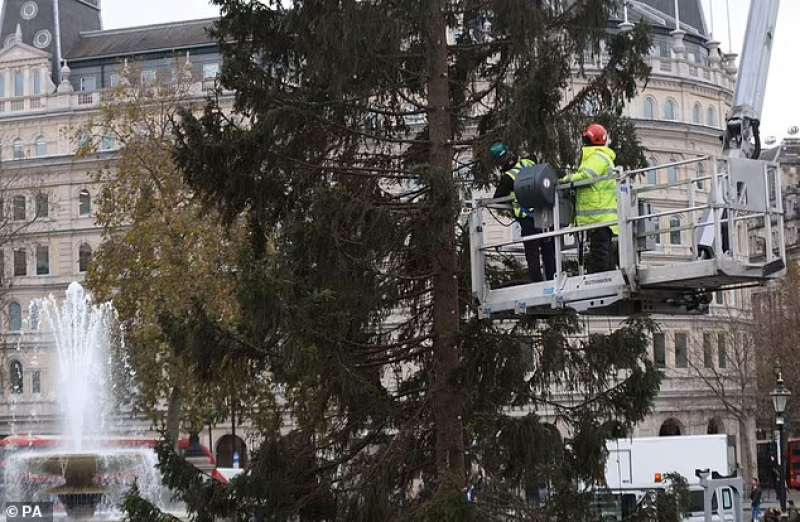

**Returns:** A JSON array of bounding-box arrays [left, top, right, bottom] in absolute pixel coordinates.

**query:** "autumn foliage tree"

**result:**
[[79, 65, 277, 440]]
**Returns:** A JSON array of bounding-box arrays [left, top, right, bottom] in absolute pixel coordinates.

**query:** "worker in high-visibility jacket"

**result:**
[[490, 143, 555, 282], [559, 124, 619, 273]]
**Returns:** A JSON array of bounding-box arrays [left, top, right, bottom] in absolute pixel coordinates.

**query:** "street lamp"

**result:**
[[770, 365, 792, 511]]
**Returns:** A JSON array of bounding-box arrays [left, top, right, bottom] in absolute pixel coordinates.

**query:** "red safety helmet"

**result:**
[[582, 123, 608, 146]]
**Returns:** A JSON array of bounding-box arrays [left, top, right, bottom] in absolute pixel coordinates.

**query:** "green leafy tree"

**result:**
[[129, 1, 659, 520]]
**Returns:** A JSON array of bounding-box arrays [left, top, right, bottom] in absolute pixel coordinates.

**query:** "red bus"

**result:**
[[788, 438, 800, 489]]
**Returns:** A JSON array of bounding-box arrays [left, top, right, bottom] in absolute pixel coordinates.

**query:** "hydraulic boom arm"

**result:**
[[722, 0, 780, 159]]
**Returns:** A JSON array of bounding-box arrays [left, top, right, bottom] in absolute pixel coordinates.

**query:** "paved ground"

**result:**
[[744, 488, 800, 518]]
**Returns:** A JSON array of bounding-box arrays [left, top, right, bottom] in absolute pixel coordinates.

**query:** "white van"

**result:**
[[598, 434, 741, 521]]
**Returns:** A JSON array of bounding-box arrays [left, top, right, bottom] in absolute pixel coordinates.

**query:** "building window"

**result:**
[[667, 164, 678, 185], [35, 136, 46, 157], [703, 332, 713, 368], [108, 73, 120, 88], [203, 62, 220, 80], [674, 333, 688, 368], [658, 38, 670, 58], [79, 190, 91, 216], [141, 69, 156, 85], [33, 69, 42, 95], [13, 195, 25, 221], [644, 97, 655, 119], [101, 135, 116, 151], [14, 71, 24, 97], [696, 162, 705, 190], [9, 302, 21, 331], [78, 243, 92, 272], [13, 250, 26, 276], [0, 75, 5, 97], [13, 139, 24, 159], [29, 302, 39, 330], [10, 360, 23, 394], [647, 157, 658, 185], [653, 333, 666, 368], [670, 216, 682, 245], [654, 218, 661, 245], [664, 99, 678, 121], [707, 106, 717, 127], [36, 245, 48, 275], [718, 334, 727, 368], [79, 76, 96, 92], [693, 103, 702, 124], [32, 369, 41, 394], [35, 192, 48, 218], [666, 158, 679, 184]]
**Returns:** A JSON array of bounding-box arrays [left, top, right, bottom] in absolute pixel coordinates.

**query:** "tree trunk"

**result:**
[[738, 417, 755, 486], [165, 386, 183, 451], [426, 0, 465, 481]]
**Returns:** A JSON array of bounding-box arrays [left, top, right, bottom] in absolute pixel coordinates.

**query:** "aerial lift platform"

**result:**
[[469, 155, 785, 317], [469, 0, 784, 319]]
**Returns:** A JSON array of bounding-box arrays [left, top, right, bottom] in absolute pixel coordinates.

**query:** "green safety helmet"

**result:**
[[489, 142, 510, 162]]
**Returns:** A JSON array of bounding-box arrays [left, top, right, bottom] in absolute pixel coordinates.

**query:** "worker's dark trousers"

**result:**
[[586, 227, 616, 274], [519, 218, 556, 282]]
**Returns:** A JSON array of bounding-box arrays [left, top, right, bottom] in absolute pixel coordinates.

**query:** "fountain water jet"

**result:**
[[43, 283, 114, 451], [2, 283, 179, 520]]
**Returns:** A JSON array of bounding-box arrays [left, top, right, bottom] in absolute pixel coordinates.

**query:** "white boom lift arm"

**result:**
[[468, 0, 784, 319]]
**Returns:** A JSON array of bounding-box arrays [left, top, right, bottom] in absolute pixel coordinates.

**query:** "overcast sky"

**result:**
[[101, 0, 797, 141]]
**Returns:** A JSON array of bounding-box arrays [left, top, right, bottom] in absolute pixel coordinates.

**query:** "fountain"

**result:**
[[2, 283, 181, 520]]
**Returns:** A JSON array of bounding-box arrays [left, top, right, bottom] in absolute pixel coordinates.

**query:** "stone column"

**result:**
[[706, 40, 722, 68]]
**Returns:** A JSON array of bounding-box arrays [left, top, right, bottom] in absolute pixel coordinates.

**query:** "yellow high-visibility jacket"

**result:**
[[499, 158, 536, 219], [562, 146, 619, 235]]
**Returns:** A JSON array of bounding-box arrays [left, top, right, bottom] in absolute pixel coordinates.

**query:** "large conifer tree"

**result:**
[[146, 0, 662, 519]]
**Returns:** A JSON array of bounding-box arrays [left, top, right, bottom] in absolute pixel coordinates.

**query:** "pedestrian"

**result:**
[[787, 500, 800, 522], [490, 143, 556, 282], [558, 124, 619, 274], [752, 477, 763, 521]]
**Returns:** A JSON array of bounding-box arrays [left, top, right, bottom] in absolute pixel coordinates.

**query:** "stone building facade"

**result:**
[[0, 0, 250, 469], [568, 0, 759, 476], [762, 134, 800, 260]]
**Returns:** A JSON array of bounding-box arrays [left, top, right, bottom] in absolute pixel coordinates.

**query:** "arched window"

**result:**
[[707, 417, 725, 435], [696, 161, 705, 190], [644, 97, 656, 119], [664, 99, 678, 121], [659, 418, 684, 436], [670, 216, 682, 245], [707, 106, 717, 127], [78, 243, 92, 273], [216, 434, 249, 468], [12, 139, 24, 159], [693, 103, 702, 124], [79, 190, 91, 216], [10, 360, 23, 394], [647, 157, 658, 185], [8, 302, 21, 331], [35, 136, 46, 157]]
